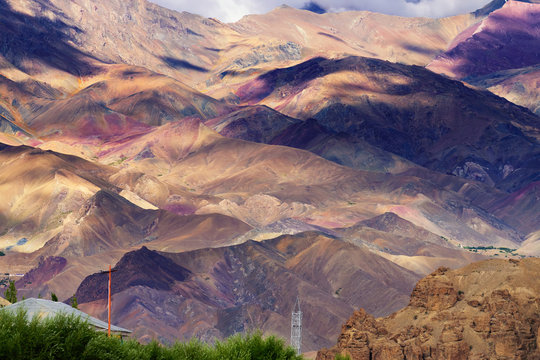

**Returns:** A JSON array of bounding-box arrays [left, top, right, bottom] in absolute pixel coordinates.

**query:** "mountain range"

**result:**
[[0, 0, 538, 354]]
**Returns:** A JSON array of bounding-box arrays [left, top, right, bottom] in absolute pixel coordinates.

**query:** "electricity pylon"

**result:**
[[291, 296, 302, 355]]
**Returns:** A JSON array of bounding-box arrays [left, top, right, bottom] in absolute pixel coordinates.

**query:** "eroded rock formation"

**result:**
[[317, 258, 540, 360]]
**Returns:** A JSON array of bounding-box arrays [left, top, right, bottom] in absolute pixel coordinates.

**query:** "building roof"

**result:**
[[1, 298, 131, 335]]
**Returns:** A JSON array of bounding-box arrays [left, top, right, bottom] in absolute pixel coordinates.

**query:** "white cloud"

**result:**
[[152, 0, 275, 22], [150, 0, 492, 22]]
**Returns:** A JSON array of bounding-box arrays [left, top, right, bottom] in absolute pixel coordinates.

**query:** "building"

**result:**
[[1, 298, 132, 338]]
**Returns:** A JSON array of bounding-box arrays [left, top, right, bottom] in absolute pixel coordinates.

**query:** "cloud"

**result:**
[[150, 0, 492, 22]]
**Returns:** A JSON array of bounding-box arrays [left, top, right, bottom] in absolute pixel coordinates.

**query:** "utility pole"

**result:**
[[99, 265, 117, 337], [291, 296, 302, 355], [108, 265, 111, 337]]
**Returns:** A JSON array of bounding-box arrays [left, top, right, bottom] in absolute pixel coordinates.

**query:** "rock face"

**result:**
[[317, 258, 540, 359]]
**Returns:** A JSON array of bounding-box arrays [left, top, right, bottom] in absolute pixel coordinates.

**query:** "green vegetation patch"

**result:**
[[108, 156, 128, 167], [463, 246, 520, 257], [0, 310, 303, 360]]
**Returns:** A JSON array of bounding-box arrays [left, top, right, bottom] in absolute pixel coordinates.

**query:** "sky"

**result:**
[[150, 0, 493, 22]]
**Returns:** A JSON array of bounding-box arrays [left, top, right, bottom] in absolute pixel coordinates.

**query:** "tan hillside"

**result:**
[[0, 296, 10, 307]]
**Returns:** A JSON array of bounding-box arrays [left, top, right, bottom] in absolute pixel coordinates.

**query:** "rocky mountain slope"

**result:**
[[75, 233, 420, 350], [0, 0, 538, 352], [0, 0, 482, 91], [0, 143, 251, 299], [231, 55, 539, 191], [338, 212, 486, 275], [429, 1, 540, 79], [470, 65, 540, 116], [428, 0, 540, 115], [5, 129, 515, 301], [317, 258, 540, 359]]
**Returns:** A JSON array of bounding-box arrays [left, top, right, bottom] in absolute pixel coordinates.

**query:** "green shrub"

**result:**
[[0, 311, 303, 360], [71, 295, 78, 309], [0, 309, 97, 360], [168, 339, 213, 360], [213, 332, 299, 360], [3, 280, 17, 303]]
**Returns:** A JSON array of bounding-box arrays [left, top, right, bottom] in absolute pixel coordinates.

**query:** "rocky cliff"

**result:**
[[317, 258, 540, 359]]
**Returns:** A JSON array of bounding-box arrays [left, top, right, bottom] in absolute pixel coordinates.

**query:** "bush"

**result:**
[[0, 309, 97, 359], [0, 310, 303, 360], [3, 280, 17, 303]]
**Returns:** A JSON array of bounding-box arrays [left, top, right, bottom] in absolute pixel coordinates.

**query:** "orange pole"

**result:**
[[108, 264, 111, 337]]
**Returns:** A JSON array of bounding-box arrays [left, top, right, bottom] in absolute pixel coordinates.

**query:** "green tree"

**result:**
[[71, 295, 78, 309], [0, 312, 304, 360], [50, 292, 58, 302], [3, 280, 17, 303]]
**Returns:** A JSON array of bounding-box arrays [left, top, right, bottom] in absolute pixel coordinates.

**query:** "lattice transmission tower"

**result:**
[[290, 297, 302, 355]]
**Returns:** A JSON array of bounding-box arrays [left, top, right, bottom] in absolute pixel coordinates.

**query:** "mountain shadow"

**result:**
[[302, 1, 327, 14], [237, 56, 540, 191], [161, 56, 209, 73], [0, 0, 98, 76]]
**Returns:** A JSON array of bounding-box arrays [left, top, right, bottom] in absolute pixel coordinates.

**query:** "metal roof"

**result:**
[[1, 298, 131, 334]]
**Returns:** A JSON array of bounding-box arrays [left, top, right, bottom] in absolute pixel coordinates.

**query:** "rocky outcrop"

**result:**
[[408, 267, 461, 311], [317, 258, 540, 359], [197, 194, 314, 228]]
